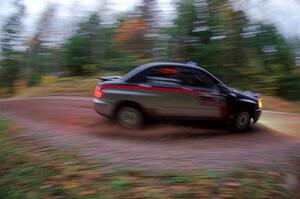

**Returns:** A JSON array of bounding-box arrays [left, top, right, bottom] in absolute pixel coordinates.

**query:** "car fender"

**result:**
[[232, 99, 257, 119]]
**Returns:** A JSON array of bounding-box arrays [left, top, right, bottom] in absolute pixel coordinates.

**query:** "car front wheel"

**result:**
[[232, 110, 251, 131], [116, 106, 144, 129]]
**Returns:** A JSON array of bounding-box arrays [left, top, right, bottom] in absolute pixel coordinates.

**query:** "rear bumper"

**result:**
[[93, 98, 114, 118], [253, 109, 262, 123]]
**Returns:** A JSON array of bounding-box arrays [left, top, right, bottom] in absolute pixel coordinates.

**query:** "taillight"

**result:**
[[94, 85, 103, 98]]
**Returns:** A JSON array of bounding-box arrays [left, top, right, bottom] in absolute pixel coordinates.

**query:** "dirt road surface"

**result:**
[[1, 96, 300, 171]]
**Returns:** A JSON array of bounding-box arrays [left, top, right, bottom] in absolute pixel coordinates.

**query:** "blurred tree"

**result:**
[[252, 24, 295, 94], [114, 17, 148, 55], [114, 18, 148, 44], [0, 0, 25, 93], [25, 4, 57, 86], [114, 0, 158, 59], [173, 0, 198, 60], [169, 0, 227, 65], [207, 0, 249, 83], [64, 13, 102, 75], [169, 0, 295, 96]]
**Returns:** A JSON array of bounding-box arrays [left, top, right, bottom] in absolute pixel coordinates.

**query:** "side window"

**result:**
[[178, 68, 217, 89], [128, 66, 217, 89], [146, 66, 182, 86]]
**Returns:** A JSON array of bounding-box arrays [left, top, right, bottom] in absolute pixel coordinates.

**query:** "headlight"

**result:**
[[258, 97, 263, 109]]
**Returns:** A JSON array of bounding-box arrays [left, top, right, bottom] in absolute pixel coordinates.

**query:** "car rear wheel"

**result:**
[[232, 109, 251, 131], [116, 106, 144, 129]]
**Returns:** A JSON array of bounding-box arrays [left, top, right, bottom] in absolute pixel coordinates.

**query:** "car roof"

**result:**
[[122, 62, 208, 83], [138, 62, 202, 70]]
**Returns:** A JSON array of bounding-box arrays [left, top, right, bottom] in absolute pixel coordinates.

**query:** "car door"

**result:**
[[143, 65, 190, 116], [128, 65, 192, 117], [176, 67, 227, 119]]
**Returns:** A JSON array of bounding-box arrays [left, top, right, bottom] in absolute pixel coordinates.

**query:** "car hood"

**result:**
[[229, 88, 260, 101]]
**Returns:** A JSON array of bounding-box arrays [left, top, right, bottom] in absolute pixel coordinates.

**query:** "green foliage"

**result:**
[[108, 179, 133, 191], [163, 175, 191, 184], [0, 56, 23, 92], [63, 13, 118, 76], [26, 70, 41, 87], [0, 118, 9, 132], [0, 0, 25, 53], [174, 0, 198, 34], [279, 74, 300, 100], [64, 35, 91, 75], [0, 0, 25, 94]]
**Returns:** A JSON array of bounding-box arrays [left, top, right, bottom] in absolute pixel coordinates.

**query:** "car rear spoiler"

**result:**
[[98, 76, 122, 82]]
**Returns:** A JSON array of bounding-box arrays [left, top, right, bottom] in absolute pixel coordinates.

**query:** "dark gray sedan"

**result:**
[[94, 62, 262, 130]]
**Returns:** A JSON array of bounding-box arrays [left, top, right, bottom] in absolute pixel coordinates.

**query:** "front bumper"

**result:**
[[253, 109, 262, 123], [93, 98, 114, 118]]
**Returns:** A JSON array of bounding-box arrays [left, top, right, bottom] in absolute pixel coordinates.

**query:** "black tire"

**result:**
[[116, 106, 144, 129], [230, 109, 251, 131]]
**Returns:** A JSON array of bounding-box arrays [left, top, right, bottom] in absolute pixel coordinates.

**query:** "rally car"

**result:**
[[93, 62, 262, 131]]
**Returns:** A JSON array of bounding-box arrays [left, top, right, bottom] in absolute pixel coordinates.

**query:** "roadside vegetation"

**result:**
[[1, 117, 299, 198]]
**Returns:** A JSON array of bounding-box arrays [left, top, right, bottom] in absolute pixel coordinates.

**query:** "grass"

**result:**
[[15, 71, 123, 98], [16, 76, 99, 98], [0, 117, 299, 198], [0, 117, 9, 132]]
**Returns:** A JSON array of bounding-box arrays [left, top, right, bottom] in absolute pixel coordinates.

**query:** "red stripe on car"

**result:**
[[101, 84, 206, 94]]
